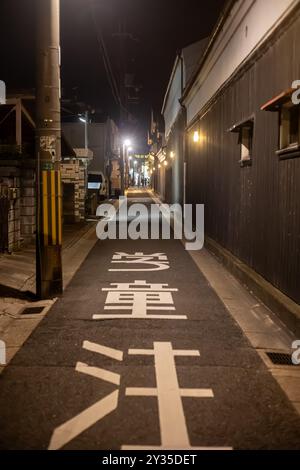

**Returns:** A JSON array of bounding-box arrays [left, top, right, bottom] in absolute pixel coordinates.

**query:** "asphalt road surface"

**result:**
[[0, 190, 299, 450]]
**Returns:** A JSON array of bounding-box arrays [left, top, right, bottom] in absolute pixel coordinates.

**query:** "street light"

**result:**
[[79, 111, 89, 150], [124, 138, 131, 147]]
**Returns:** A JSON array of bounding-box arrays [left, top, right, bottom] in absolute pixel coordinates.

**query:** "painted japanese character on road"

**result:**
[[48, 341, 231, 450], [109, 252, 170, 272], [93, 280, 187, 320]]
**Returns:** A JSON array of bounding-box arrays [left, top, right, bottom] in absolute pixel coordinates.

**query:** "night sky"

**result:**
[[0, 0, 225, 150]]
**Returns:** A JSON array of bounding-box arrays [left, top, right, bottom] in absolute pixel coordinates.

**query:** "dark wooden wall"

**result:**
[[166, 108, 186, 205], [186, 12, 300, 304]]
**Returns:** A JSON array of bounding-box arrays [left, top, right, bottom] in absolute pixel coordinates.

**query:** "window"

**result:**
[[279, 103, 300, 152], [261, 88, 300, 160], [229, 118, 254, 167], [239, 125, 253, 162]]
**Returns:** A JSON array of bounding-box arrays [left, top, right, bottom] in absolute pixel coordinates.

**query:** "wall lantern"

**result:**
[[193, 131, 200, 143]]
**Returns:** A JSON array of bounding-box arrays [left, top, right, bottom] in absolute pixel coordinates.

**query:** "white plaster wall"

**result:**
[[185, 0, 299, 125], [163, 60, 182, 138]]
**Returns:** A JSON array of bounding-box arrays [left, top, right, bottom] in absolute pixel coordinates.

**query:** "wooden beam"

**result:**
[[22, 104, 36, 128]]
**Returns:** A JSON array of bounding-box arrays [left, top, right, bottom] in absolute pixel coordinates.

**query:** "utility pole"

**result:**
[[36, 0, 63, 299], [120, 143, 125, 196], [84, 110, 88, 150]]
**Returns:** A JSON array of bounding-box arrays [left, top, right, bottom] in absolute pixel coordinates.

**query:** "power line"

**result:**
[[89, 1, 122, 108], [88, 1, 137, 123]]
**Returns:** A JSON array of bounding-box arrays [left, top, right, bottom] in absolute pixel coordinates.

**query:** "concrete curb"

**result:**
[[206, 237, 300, 337]]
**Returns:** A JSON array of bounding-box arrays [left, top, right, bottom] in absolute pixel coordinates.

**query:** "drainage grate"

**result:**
[[266, 352, 295, 366], [22, 306, 45, 315]]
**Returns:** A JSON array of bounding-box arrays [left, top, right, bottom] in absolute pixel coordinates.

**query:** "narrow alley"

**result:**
[[0, 189, 299, 450], [1, 0, 300, 459]]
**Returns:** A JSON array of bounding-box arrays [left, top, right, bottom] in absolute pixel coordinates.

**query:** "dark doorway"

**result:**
[[62, 183, 75, 224], [165, 167, 173, 204]]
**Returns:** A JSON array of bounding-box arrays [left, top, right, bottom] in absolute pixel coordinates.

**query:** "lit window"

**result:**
[[229, 118, 254, 167], [239, 125, 253, 162]]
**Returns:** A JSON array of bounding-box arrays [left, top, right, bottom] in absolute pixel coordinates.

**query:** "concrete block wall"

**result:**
[[0, 176, 21, 252], [20, 168, 36, 244]]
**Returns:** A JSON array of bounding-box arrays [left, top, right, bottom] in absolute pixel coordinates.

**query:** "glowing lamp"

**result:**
[[193, 131, 199, 143]]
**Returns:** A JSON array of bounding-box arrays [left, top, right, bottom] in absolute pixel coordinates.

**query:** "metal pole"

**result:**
[[36, 0, 63, 299], [124, 146, 128, 190], [84, 110, 88, 150], [120, 143, 125, 196]]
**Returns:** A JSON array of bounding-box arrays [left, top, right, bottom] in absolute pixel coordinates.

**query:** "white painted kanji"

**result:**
[[93, 280, 187, 320], [122, 342, 232, 450], [48, 341, 232, 451], [109, 252, 170, 272], [48, 341, 123, 450]]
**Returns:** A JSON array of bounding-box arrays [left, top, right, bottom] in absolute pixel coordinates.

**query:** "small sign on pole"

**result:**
[[0, 80, 6, 105]]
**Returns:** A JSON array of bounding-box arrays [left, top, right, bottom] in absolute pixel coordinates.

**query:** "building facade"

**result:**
[[161, 39, 208, 204], [62, 118, 120, 204], [0, 95, 88, 252], [181, 0, 300, 307], [0, 95, 36, 251]]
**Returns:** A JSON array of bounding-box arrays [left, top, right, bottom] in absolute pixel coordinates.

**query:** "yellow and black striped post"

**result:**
[[36, 0, 63, 299], [36, 168, 63, 299], [41, 170, 62, 248]]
